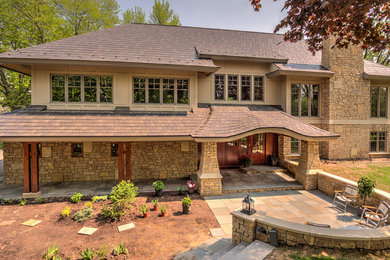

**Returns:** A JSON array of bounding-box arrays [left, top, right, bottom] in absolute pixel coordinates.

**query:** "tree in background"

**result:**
[[149, 0, 181, 26], [0, 0, 120, 110], [250, 0, 389, 56], [122, 6, 146, 24]]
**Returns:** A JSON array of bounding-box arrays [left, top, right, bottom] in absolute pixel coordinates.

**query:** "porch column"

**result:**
[[278, 135, 290, 168], [125, 142, 132, 181], [197, 142, 222, 196], [296, 140, 321, 190], [22, 143, 41, 198], [118, 143, 124, 182]]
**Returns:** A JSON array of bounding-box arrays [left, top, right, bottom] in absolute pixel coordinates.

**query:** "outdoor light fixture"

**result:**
[[242, 194, 256, 215]]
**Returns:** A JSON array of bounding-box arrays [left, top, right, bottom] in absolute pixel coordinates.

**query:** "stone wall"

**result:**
[[197, 142, 222, 196], [296, 141, 320, 190], [3, 141, 198, 184]]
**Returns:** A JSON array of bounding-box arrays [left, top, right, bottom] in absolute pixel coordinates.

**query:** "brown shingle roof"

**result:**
[[364, 60, 390, 79], [0, 105, 338, 141]]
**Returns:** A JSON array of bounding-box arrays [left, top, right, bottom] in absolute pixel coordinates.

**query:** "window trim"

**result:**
[[370, 131, 387, 153], [370, 86, 388, 118], [50, 74, 113, 104], [213, 74, 265, 102], [290, 82, 320, 117], [71, 143, 83, 157], [132, 77, 190, 105]]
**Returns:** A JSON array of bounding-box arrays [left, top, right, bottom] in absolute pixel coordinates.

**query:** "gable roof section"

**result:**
[[0, 105, 338, 142], [364, 60, 390, 80]]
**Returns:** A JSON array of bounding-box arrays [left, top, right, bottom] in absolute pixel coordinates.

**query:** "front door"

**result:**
[[248, 134, 266, 165]]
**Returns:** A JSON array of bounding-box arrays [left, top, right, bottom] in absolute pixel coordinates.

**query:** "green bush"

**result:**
[[7, 199, 13, 205], [61, 206, 70, 217], [358, 176, 376, 205], [152, 180, 165, 191], [73, 207, 93, 222], [92, 195, 108, 203], [152, 199, 159, 207], [182, 195, 192, 207], [43, 243, 61, 260], [70, 192, 83, 203], [240, 157, 252, 167], [35, 197, 43, 204], [79, 247, 94, 260], [18, 198, 27, 206], [100, 205, 124, 221], [161, 204, 167, 213], [140, 204, 147, 214]]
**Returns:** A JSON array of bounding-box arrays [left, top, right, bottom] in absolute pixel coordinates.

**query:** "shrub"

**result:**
[[73, 207, 93, 222], [84, 201, 93, 209], [43, 243, 61, 260], [152, 180, 165, 191], [113, 241, 128, 256], [0, 198, 4, 203], [7, 199, 13, 205], [18, 199, 27, 206], [358, 176, 376, 205], [61, 206, 70, 217], [100, 206, 123, 221], [141, 205, 147, 214], [95, 245, 109, 259], [79, 247, 94, 260], [161, 204, 167, 213], [182, 195, 192, 207], [178, 187, 184, 192], [152, 199, 159, 207], [240, 157, 252, 167], [35, 197, 43, 204], [92, 195, 108, 203], [70, 192, 83, 203]]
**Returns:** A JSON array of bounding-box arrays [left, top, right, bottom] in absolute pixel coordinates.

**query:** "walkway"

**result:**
[[205, 190, 359, 236]]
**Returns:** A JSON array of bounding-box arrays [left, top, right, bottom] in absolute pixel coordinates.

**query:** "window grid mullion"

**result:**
[[174, 79, 178, 104]]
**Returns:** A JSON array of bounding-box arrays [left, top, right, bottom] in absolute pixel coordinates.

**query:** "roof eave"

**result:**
[[363, 73, 390, 81], [197, 53, 289, 64], [266, 69, 335, 79], [0, 57, 220, 73]]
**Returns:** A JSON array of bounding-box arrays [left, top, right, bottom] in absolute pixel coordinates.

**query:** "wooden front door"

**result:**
[[217, 140, 240, 168], [247, 134, 266, 165]]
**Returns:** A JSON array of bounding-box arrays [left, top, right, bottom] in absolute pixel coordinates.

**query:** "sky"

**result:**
[[116, 0, 287, 33]]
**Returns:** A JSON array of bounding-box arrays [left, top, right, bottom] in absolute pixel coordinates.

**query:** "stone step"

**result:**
[[241, 166, 287, 174], [210, 243, 236, 260], [222, 184, 303, 194], [219, 241, 250, 260], [233, 240, 275, 260]]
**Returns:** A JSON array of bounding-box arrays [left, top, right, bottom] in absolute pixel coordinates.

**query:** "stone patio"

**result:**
[[205, 190, 360, 236]]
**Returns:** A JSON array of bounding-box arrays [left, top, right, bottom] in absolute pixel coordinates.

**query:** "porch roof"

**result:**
[[0, 105, 339, 142]]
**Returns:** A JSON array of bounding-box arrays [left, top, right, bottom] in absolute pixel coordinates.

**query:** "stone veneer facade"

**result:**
[[3, 141, 198, 184], [197, 142, 222, 196]]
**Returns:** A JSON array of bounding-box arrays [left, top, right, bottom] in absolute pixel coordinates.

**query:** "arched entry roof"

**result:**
[[192, 105, 339, 142]]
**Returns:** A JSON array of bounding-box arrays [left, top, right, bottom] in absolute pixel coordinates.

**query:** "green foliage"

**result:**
[[0, 198, 3, 203], [152, 199, 159, 207], [18, 198, 27, 206], [100, 181, 139, 221], [35, 197, 43, 204], [79, 247, 94, 260], [161, 204, 167, 213], [0, 69, 31, 111], [152, 180, 165, 191], [61, 206, 70, 217], [73, 207, 93, 222], [122, 6, 146, 24], [70, 192, 83, 203], [92, 195, 108, 203], [149, 0, 181, 25], [240, 157, 252, 168], [113, 241, 128, 256], [95, 244, 109, 259], [84, 201, 93, 209], [357, 176, 376, 204], [43, 243, 61, 260], [289, 253, 341, 260], [7, 199, 13, 204], [178, 187, 184, 192], [182, 195, 192, 207], [141, 204, 148, 214]]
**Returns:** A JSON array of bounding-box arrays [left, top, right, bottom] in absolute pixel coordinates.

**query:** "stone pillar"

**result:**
[[296, 141, 321, 190], [197, 142, 222, 196], [278, 135, 290, 168]]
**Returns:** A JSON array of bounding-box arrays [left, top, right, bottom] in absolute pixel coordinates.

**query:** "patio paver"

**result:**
[[22, 219, 42, 227], [78, 227, 98, 235], [118, 223, 135, 232]]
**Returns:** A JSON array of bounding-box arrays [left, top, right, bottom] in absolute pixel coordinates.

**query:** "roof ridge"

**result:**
[[191, 106, 214, 136]]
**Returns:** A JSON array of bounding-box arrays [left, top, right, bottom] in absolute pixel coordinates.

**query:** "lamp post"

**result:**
[[241, 194, 256, 215]]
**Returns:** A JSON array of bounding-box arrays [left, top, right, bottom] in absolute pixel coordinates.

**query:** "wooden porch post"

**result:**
[[30, 143, 39, 193], [23, 143, 30, 193], [125, 142, 131, 181], [118, 143, 124, 182]]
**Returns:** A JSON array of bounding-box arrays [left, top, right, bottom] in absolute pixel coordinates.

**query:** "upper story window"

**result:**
[[370, 86, 387, 118], [51, 74, 113, 103], [133, 77, 189, 105], [214, 74, 264, 102], [291, 83, 319, 117], [370, 132, 386, 152], [71, 143, 83, 157]]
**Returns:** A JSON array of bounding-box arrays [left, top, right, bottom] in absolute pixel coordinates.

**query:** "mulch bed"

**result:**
[[0, 192, 219, 259]]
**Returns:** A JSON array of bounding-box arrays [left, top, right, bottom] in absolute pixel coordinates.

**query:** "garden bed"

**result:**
[[0, 193, 219, 259]]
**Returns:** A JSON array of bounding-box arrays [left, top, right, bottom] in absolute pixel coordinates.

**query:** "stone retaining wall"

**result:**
[[3, 141, 197, 184], [232, 211, 390, 250]]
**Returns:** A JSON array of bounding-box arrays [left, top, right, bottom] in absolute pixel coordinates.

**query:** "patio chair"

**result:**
[[356, 201, 390, 228], [332, 184, 358, 212]]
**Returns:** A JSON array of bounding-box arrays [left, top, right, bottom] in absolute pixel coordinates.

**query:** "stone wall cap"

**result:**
[[231, 210, 257, 222], [197, 172, 223, 179]]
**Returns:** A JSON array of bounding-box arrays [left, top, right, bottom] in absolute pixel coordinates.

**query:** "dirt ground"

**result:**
[[0, 194, 219, 260]]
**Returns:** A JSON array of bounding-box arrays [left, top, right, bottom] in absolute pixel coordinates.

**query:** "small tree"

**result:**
[[357, 176, 376, 205]]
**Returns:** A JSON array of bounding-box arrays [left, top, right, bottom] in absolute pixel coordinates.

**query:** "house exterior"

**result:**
[[0, 23, 389, 197]]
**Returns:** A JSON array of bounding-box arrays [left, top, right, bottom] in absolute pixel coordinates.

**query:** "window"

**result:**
[[370, 132, 386, 152], [111, 143, 119, 157], [291, 83, 319, 117], [214, 74, 264, 102], [240, 137, 247, 154], [254, 76, 264, 101], [241, 76, 251, 101], [252, 134, 264, 153], [71, 143, 83, 157], [290, 138, 300, 154], [51, 74, 113, 103], [215, 74, 225, 100], [371, 87, 387, 118], [133, 77, 189, 105], [228, 75, 238, 100]]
